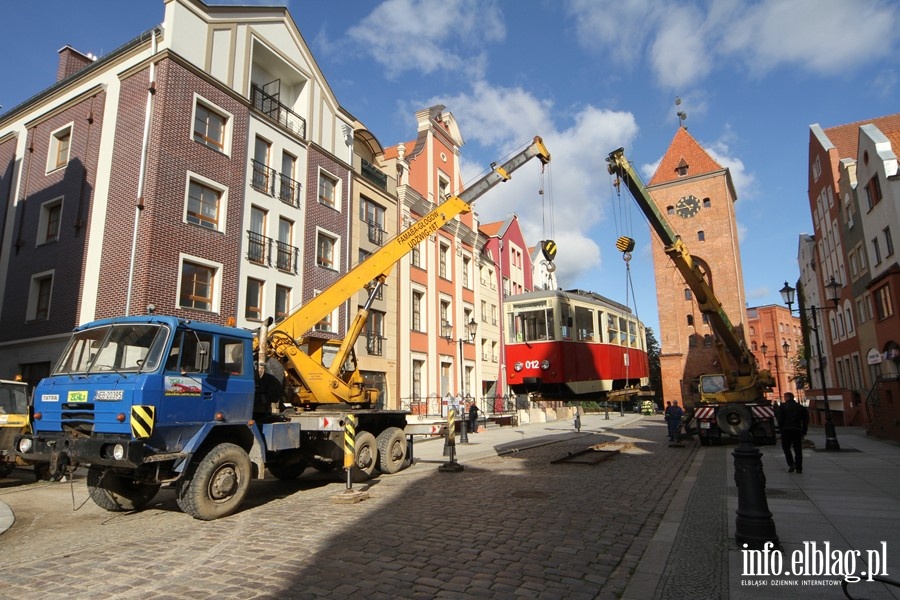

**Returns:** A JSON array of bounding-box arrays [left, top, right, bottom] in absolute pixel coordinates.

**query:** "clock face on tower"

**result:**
[[675, 195, 701, 218]]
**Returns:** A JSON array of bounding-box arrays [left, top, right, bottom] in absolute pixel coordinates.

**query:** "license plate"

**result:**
[[700, 421, 710, 429]]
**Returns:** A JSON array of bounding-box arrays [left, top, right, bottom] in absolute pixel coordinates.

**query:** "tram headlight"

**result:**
[[514, 361, 523, 372], [541, 360, 551, 370]]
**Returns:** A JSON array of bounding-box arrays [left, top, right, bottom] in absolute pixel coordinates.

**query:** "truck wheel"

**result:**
[[377, 427, 407, 474], [267, 451, 308, 480], [87, 465, 161, 512], [351, 431, 377, 483], [176, 443, 251, 520]]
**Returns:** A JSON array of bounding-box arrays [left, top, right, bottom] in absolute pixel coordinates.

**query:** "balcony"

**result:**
[[361, 159, 388, 191], [250, 159, 302, 208], [246, 231, 298, 273], [367, 221, 384, 246], [366, 333, 384, 356], [275, 240, 298, 273], [251, 84, 306, 140]]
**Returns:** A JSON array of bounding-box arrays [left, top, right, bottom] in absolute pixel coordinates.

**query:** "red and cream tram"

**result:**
[[504, 289, 650, 399]]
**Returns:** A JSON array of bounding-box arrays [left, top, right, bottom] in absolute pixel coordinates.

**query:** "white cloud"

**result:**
[[433, 81, 639, 287], [565, 0, 900, 89], [346, 0, 504, 79]]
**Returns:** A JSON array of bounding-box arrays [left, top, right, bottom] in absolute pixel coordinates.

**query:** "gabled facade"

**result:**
[[0, 0, 355, 385]]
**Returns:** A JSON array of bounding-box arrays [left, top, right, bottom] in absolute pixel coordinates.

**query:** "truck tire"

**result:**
[[377, 427, 407, 474], [351, 431, 377, 483], [87, 465, 161, 512], [176, 443, 251, 520], [267, 451, 308, 480]]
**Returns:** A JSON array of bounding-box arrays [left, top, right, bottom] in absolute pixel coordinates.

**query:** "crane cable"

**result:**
[[539, 161, 557, 273], [609, 165, 640, 323]]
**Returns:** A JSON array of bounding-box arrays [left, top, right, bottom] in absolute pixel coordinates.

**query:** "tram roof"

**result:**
[[505, 288, 638, 318]]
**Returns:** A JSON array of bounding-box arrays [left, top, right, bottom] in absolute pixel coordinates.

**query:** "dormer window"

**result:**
[[675, 158, 689, 177]]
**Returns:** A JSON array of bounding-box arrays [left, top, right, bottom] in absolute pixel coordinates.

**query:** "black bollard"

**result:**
[[733, 431, 779, 549], [460, 416, 469, 444]]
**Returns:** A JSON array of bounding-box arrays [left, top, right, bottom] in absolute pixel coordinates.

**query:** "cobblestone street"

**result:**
[[0, 416, 697, 599]]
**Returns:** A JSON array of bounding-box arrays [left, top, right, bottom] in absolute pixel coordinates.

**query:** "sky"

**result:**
[[2, 0, 899, 337]]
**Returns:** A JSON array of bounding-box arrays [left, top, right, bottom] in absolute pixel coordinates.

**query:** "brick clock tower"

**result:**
[[646, 127, 748, 406]]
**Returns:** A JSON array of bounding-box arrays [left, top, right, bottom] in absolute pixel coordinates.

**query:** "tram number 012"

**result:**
[[524, 360, 542, 370]]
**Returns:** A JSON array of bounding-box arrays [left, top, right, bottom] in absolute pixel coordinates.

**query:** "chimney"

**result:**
[[57, 45, 97, 82]]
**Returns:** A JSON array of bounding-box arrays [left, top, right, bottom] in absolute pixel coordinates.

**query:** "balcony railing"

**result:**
[[275, 240, 298, 273], [367, 221, 384, 246], [361, 159, 388, 191], [251, 160, 276, 195], [250, 159, 302, 208], [278, 173, 301, 207], [247, 231, 268, 265], [366, 333, 384, 356], [250, 84, 307, 140]]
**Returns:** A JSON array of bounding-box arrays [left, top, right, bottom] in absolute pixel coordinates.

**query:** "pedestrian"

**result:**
[[468, 400, 480, 433], [776, 392, 809, 473], [665, 401, 683, 442]]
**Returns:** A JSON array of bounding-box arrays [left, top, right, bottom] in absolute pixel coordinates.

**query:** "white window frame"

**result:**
[[176, 253, 222, 314], [27, 269, 54, 321], [318, 168, 341, 211], [184, 171, 228, 233], [46, 123, 73, 172], [191, 94, 233, 156], [37, 197, 64, 245], [315, 227, 340, 270], [313, 289, 338, 333]]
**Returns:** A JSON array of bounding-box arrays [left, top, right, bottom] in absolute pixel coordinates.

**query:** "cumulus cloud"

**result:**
[[565, 0, 900, 89], [433, 82, 639, 287], [345, 0, 504, 79]]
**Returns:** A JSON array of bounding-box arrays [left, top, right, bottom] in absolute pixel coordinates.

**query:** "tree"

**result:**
[[645, 327, 662, 399]]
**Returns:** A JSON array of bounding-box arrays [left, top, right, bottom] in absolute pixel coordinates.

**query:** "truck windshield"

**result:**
[[53, 324, 171, 375], [0, 383, 28, 414]]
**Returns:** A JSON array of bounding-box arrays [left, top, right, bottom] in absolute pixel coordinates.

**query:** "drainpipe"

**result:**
[[126, 28, 159, 316]]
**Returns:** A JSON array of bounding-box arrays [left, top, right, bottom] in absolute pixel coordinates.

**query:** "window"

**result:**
[[193, 102, 227, 151], [275, 285, 290, 321], [703, 334, 712, 348], [187, 179, 222, 230], [38, 198, 63, 244], [856, 298, 867, 325], [277, 218, 294, 272], [412, 290, 424, 331], [279, 151, 299, 205], [438, 175, 450, 203], [885, 226, 894, 257], [319, 171, 338, 208], [412, 359, 424, 400], [440, 300, 450, 334], [865, 175, 882, 210], [249, 206, 266, 264], [462, 256, 471, 289], [667, 206, 675, 215], [872, 237, 882, 266], [875, 285, 894, 320], [697, 230, 705, 242], [411, 244, 422, 268], [220, 339, 245, 375], [313, 291, 335, 333], [316, 230, 337, 269], [245, 278, 263, 321], [702, 198, 711, 208], [684, 289, 692, 301], [480, 300, 487, 324], [27, 271, 54, 321], [687, 314, 694, 327], [366, 310, 385, 356], [360, 196, 385, 229], [251, 136, 273, 194], [179, 260, 216, 311], [47, 125, 72, 171], [439, 244, 449, 279]]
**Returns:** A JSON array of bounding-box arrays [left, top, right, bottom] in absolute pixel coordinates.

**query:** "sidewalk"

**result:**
[[623, 426, 900, 599]]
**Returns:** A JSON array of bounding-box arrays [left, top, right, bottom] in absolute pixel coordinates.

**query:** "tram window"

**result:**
[[606, 315, 619, 344], [575, 306, 594, 341], [629, 321, 637, 347], [510, 309, 552, 342], [560, 303, 573, 340]]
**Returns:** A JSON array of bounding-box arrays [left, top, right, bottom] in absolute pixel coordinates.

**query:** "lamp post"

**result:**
[[444, 318, 478, 443], [780, 278, 841, 451]]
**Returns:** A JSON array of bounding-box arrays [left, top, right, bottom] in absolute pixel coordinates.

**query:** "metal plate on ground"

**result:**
[[551, 441, 633, 465]]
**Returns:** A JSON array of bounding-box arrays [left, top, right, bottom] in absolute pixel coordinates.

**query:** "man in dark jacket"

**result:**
[[776, 392, 809, 473]]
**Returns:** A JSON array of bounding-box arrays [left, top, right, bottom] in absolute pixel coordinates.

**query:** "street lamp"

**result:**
[[444, 317, 478, 442], [780, 277, 841, 451]]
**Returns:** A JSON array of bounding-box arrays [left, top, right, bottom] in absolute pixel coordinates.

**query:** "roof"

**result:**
[[822, 113, 900, 160], [648, 126, 725, 186]]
